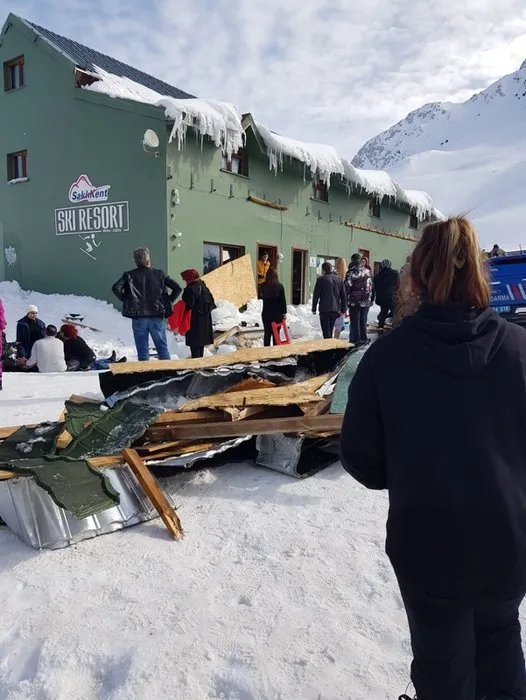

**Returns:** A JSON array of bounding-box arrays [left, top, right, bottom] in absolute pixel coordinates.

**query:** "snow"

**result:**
[[256, 121, 345, 187], [82, 66, 438, 218], [353, 59, 526, 247], [0, 278, 410, 698]]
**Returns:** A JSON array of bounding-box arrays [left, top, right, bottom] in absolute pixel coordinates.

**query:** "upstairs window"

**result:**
[[369, 196, 381, 218], [409, 211, 418, 229], [7, 150, 27, 181], [312, 180, 328, 202], [4, 56, 24, 91], [221, 148, 249, 177]]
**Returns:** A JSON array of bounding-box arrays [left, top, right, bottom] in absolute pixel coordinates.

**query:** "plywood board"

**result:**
[[179, 375, 329, 412], [110, 339, 350, 375], [201, 254, 256, 309]]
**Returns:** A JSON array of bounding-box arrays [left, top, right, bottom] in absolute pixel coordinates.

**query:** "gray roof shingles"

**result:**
[[26, 19, 195, 100]]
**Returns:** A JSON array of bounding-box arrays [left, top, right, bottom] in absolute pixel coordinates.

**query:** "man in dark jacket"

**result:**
[[372, 259, 399, 329], [112, 247, 181, 361], [312, 262, 347, 339], [341, 306, 526, 698], [16, 305, 45, 358]]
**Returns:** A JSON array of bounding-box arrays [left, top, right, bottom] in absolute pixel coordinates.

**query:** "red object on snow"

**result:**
[[271, 321, 291, 345], [168, 300, 192, 335]]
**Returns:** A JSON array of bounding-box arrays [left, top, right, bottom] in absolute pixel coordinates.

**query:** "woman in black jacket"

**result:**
[[260, 269, 287, 346], [181, 269, 215, 358], [341, 217, 526, 700], [59, 324, 122, 370]]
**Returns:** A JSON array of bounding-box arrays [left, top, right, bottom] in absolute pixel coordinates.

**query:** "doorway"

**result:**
[[291, 248, 307, 305], [257, 243, 278, 272]]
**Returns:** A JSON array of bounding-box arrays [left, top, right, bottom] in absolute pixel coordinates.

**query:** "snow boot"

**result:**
[[117, 356, 127, 363], [109, 350, 117, 363]]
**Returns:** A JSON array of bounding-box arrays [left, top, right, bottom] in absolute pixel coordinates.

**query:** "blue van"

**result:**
[[489, 254, 526, 326]]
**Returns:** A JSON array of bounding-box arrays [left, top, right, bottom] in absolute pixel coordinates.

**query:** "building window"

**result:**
[[221, 148, 249, 177], [7, 150, 27, 181], [369, 196, 381, 218], [409, 211, 418, 229], [4, 56, 24, 91], [316, 255, 336, 276], [203, 242, 245, 273], [312, 180, 328, 202]]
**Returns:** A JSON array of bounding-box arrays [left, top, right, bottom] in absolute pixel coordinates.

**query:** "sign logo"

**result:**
[[68, 174, 110, 204]]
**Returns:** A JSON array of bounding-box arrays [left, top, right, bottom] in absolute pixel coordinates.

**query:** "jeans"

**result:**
[[89, 358, 111, 370], [132, 317, 170, 361], [349, 306, 369, 343], [319, 312, 340, 339], [400, 583, 526, 700]]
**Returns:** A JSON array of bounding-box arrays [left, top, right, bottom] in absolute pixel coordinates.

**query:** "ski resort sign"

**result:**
[[55, 175, 129, 236]]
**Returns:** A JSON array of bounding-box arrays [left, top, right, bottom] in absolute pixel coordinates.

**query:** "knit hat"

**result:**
[[381, 259, 392, 269], [181, 269, 200, 283], [60, 323, 78, 339], [27, 304, 38, 313]]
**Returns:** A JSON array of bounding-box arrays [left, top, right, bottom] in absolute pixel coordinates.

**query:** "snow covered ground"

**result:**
[[0, 372, 411, 700], [1, 283, 403, 700]]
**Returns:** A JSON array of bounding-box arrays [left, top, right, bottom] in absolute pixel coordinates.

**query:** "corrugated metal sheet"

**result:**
[[0, 466, 161, 550]]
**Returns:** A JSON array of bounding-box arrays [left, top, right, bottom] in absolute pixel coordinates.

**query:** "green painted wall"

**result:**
[[166, 129, 420, 303], [0, 14, 423, 309], [0, 18, 167, 302]]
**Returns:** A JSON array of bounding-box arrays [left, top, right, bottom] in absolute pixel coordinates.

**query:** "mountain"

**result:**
[[353, 60, 526, 249]]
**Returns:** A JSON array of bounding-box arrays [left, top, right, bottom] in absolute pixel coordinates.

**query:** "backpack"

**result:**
[[346, 271, 370, 304]]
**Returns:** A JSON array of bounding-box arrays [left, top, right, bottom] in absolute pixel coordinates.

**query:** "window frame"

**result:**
[[221, 147, 249, 177], [203, 241, 245, 273], [312, 180, 329, 203], [7, 150, 27, 181], [409, 211, 419, 229], [4, 55, 25, 91], [369, 196, 381, 219]]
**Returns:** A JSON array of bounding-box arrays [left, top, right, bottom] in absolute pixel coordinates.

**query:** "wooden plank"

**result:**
[[201, 254, 257, 309], [222, 406, 267, 422], [122, 448, 184, 541], [0, 424, 37, 439], [55, 429, 73, 450], [110, 339, 350, 375], [300, 395, 333, 417], [209, 326, 239, 348], [154, 409, 227, 426], [146, 413, 342, 442], [179, 374, 329, 413], [223, 377, 275, 393]]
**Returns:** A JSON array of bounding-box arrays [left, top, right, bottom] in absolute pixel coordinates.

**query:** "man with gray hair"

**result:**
[[112, 247, 181, 361]]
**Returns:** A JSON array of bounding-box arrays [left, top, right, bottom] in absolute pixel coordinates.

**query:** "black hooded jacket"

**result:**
[[341, 305, 526, 598]]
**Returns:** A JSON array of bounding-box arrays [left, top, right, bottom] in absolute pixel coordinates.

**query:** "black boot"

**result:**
[[109, 350, 117, 363]]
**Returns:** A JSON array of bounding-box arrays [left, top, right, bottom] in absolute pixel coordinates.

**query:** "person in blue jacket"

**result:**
[[16, 305, 45, 358]]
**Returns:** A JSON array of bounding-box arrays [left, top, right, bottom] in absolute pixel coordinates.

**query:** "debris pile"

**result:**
[[0, 339, 363, 550]]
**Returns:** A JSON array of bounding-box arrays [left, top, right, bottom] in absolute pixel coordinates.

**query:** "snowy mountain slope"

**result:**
[[352, 60, 526, 249], [353, 59, 526, 170]]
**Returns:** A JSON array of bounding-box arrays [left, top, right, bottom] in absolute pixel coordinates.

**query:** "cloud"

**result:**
[[9, 0, 526, 158]]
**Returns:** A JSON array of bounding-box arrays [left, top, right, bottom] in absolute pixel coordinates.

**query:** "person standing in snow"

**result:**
[[112, 247, 181, 362], [180, 269, 216, 358], [16, 305, 45, 358], [20, 325, 66, 373], [341, 217, 526, 700], [312, 262, 347, 339], [372, 259, 399, 330], [345, 254, 372, 345], [0, 297, 5, 390], [488, 243, 506, 258], [333, 258, 348, 338], [261, 268, 287, 346]]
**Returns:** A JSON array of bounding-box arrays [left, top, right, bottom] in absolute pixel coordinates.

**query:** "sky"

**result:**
[[8, 0, 526, 157]]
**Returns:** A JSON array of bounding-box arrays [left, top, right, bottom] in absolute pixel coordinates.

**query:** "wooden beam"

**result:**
[[208, 326, 239, 348], [122, 448, 184, 541], [146, 413, 342, 442], [154, 409, 227, 426], [110, 339, 350, 374]]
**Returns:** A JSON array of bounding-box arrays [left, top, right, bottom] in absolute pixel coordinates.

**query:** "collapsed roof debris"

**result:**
[[0, 341, 365, 550]]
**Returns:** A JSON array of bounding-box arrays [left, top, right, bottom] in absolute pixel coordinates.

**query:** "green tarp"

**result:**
[[330, 348, 367, 414]]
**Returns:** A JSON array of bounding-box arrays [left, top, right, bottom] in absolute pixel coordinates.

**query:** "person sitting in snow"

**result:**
[[16, 304, 45, 358], [58, 324, 125, 371], [19, 324, 66, 373]]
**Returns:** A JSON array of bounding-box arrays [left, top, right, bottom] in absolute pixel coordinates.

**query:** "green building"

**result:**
[[0, 13, 440, 306]]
